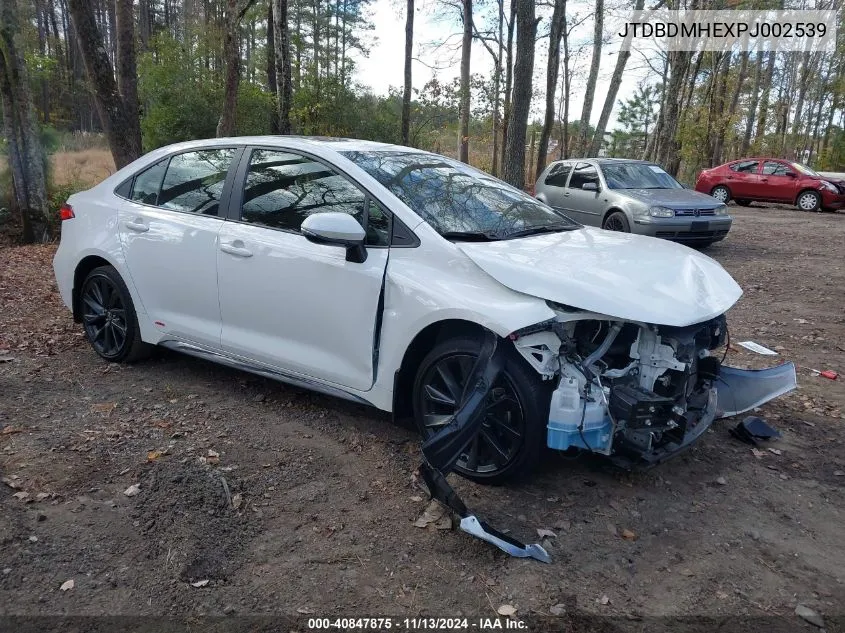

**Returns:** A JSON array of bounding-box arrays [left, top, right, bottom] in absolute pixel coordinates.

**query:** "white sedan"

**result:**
[[53, 137, 796, 484]]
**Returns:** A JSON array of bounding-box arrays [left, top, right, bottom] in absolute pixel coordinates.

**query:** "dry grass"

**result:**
[[50, 148, 115, 188]]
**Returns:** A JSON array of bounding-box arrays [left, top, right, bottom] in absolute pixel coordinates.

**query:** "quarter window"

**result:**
[[730, 160, 759, 173], [130, 159, 168, 205], [544, 163, 572, 187], [762, 161, 790, 176], [158, 149, 235, 215], [568, 163, 600, 190], [240, 149, 369, 235]]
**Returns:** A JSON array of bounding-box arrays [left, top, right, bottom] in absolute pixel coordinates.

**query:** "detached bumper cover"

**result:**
[[716, 362, 798, 418]]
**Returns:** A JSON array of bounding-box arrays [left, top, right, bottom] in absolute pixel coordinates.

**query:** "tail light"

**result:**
[[59, 203, 75, 221]]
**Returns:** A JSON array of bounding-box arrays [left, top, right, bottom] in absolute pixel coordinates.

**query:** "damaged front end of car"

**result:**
[[511, 303, 797, 469]]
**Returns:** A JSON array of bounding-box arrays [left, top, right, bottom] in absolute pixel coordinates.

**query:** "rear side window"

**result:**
[[730, 160, 759, 173], [544, 163, 572, 187], [159, 149, 235, 215], [762, 161, 789, 176], [568, 163, 599, 189], [130, 159, 168, 205]]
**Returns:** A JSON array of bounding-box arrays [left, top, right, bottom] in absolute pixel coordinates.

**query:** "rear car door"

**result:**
[[760, 161, 798, 202], [564, 162, 604, 225], [117, 147, 240, 346], [725, 160, 760, 198], [216, 147, 390, 392]]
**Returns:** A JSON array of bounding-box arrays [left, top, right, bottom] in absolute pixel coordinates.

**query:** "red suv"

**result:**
[[695, 158, 845, 212]]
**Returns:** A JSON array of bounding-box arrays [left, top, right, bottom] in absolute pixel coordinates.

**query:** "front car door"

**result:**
[[760, 160, 798, 202], [725, 159, 760, 199], [539, 161, 573, 212], [216, 147, 390, 392], [563, 162, 605, 226], [117, 147, 240, 346]]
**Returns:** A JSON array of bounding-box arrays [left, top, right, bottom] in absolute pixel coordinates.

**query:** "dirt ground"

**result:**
[[1, 204, 844, 631]]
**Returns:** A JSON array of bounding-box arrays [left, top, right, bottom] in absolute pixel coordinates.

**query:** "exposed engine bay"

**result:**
[[511, 304, 797, 467], [417, 313, 796, 563]]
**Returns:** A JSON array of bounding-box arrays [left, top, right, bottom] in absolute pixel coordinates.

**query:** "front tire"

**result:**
[[412, 335, 550, 485], [797, 190, 821, 212], [81, 266, 150, 363], [711, 185, 731, 203], [602, 211, 630, 232]]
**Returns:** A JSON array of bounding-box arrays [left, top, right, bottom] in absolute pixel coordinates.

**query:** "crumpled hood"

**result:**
[[457, 228, 742, 327]]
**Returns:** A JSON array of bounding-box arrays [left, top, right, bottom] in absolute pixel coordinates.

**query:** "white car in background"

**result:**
[[53, 137, 796, 484]]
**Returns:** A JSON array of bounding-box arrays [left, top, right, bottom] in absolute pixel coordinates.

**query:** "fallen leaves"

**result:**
[[190, 579, 209, 588], [621, 528, 637, 541], [59, 579, 74, 591], [497, 604, 517, 617], [123, 484, 141, 497], [90, 402, 117, 416], [413, 500, 452, 530], [536, 528, 557, 539]]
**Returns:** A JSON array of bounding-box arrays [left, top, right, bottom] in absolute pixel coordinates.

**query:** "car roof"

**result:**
[[156, 136, 428, 155], [549, 157, 655, 166]]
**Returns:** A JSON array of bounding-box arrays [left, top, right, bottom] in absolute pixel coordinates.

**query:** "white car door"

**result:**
[[216, 148, 390, 392], [117, 147, 240, 346]]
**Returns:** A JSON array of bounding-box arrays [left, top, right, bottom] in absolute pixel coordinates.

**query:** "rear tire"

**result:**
[[602, 211, 630, 232], [412, 335, 550, 485], [711, 185, 730, 203], [80, 266, 151, 363], [796, 190, 821, 212]]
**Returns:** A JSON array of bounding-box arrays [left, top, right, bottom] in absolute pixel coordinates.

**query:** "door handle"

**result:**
[[220, 241, 253, 258], [125, 220, 149, 233]]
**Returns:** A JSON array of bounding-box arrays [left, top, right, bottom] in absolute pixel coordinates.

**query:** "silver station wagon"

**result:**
[[535, 158, 733, 247]]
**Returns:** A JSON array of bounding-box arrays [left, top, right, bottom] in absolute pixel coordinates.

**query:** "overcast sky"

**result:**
[[353, 0, 648, 130]]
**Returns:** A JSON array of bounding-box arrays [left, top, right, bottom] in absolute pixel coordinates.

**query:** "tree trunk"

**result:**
[[401, 0, 413, 145], [655, 49, 692, 175], [216, 0, 240, 137], [491, 0, 503, 176], [115, 0, 141, 153], [535, 0, 565, 178], [0, 0, 50, 242], [66, 0, 141, 168], [741, 50, 764, 155], [560, 12, 571, 159], [589, 0, 645, 157], [502, 0, 536, 188], [499, 0, 516, 169], [273, 0, 292, 133], [577, 0, 603, 156], [457, 0, 472, 163], [267, 2, 279, 133], [754, 50, 776, 145]]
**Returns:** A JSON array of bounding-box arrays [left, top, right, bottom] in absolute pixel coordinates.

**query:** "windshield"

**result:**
[[341, 150, 579, 239], [601, 163, 682, 190], [791, 162, 820, 177]]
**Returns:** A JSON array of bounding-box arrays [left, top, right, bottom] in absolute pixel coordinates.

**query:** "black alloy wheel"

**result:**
[[81, 266, 149, 362], [412, 336, 548, 485]]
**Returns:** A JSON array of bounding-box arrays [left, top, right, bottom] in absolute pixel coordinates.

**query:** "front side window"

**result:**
[[240, 149, 373, 235], [544, 162, 573, 187], [568, 163, 600, 190], [730, 160, 759, 173], [158, 149, 235, 215], [762, 161, 790, 176], [601, 163, 682, 190], [130, 159, 168, 205], [342, 150, 578, 239]]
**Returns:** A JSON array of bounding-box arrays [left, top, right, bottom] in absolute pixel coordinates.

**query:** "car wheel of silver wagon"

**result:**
[[81, 266, 151, 363], [797, 190, 821, 212], [412, 336, 550, 485], [602, 211, 630, 232], [711, 185, 730, 203]]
